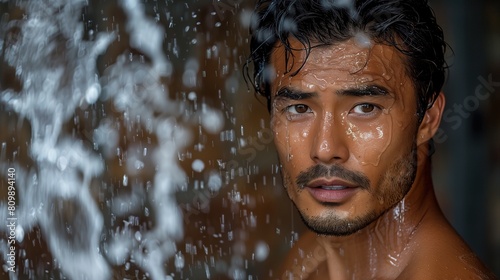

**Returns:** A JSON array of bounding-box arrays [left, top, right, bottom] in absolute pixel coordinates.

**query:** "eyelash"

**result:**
[[350, 103, 382, 116], [283, 104, 312, 115], [279, 103, 382, 120]]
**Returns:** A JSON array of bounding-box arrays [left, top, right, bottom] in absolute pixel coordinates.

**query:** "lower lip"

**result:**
[[307, 187, 358, 203]]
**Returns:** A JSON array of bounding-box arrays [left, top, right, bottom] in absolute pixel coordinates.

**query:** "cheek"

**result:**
[[341, 111, 411, 167], [348, 124, 392, 166], [271, 116, 312, 162], [271, 117, 290, 161]]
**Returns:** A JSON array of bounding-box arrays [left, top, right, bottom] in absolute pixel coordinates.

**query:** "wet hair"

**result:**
[[246, 0, 448, 121]]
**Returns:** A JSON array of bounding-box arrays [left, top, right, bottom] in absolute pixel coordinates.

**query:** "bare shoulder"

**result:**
[[400, 218, 496, 280]]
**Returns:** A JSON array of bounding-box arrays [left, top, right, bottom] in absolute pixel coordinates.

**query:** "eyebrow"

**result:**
[[337, 85, 390, 97], [275, 84, 390, 101], [275, 87, 317, 100]]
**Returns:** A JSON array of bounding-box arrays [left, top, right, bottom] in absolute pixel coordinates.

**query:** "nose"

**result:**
[[310, 112, 349, 164]]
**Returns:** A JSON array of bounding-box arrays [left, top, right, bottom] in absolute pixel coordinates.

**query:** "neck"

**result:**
[[318, 144, 443, 278]]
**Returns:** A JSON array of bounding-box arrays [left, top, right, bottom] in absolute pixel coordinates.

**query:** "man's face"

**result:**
[[270, 38, 420, 236]]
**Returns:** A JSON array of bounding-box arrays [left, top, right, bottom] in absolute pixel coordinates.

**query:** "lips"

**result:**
[[306, 178, 359, 203], [307, 178, 357, 189], [320, 185, 349, 190]]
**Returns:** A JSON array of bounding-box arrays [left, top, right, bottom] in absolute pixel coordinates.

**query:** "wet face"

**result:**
[[270, 38, 420, 236]]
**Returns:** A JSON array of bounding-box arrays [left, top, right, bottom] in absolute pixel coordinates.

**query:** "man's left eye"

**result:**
[[351, 103, 378, 114]]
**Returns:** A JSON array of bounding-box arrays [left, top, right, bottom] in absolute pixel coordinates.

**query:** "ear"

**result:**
[[417, 92, 445, 146]]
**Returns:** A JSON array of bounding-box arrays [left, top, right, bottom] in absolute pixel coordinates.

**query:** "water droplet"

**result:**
[[188, 91, 197, 100], [16, 226, 24, 243], [85, 83, 101, 104], [134, 160, 144, 170], [57, 156, 69, 171], [208, 172, 222, 192], [201, 108, 224, 134], [123, 175, 128, 186], [254, 241, 270, 262], [353, 31, 372, 48], [134, 231, 142, 241], [174, 252, 185, 270], [192, 159, 205, 172]]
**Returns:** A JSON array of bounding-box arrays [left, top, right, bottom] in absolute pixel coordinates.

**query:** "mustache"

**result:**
[[295, 164, 370, 190]]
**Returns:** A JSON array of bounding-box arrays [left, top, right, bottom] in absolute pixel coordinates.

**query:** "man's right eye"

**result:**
[[286, 104, 311, 114]]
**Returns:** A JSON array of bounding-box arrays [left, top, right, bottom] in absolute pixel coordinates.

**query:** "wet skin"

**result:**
[[270, 38, 495, 279]]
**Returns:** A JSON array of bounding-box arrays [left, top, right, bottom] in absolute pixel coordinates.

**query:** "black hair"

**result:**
[[246, 0, 448, 121]]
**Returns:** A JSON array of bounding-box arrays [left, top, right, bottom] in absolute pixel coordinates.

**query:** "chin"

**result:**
[[298, 208, 380, 236]]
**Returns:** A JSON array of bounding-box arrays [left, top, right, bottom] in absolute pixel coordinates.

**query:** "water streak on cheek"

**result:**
[[342, 112, 393, 167], [366, 113, 393, 167], [271, 113, 289, 162], [345, 122, 359, 142], [285, 121, 293, 161], [299, 123, 313, 148]]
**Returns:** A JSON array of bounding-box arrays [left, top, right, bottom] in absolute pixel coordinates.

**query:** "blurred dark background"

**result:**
[[430, 0, 499, 275], [1, 0, 498, 278]]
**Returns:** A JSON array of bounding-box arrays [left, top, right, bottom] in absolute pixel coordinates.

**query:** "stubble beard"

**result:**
[[281, 145, 417, 236]]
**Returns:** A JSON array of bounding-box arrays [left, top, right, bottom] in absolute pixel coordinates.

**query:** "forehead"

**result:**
[[269, 38, 412, 94]]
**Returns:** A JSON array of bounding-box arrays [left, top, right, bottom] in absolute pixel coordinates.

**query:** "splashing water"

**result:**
[[0, 0, 308, 278], [0, 0, 223, 279], [1, 0, 115, 278]]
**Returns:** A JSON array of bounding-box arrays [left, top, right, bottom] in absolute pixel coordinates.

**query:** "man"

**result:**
[[247, 0, 495, 278]]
